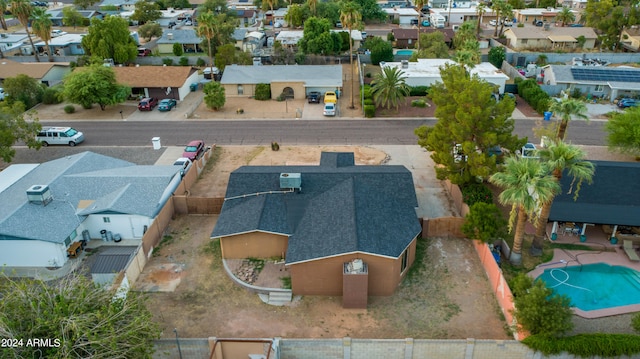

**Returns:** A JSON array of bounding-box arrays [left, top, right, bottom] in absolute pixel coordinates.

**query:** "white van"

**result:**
[[36, 127, 84, 146]]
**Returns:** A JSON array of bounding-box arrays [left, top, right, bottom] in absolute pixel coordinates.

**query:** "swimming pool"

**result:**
[[396, 50, 414, 55], [537, 263, 640, 311]]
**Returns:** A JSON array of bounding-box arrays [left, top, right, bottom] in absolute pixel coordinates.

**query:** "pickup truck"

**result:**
[[307, 91, 321, 103], [51, 29, 67, 38]]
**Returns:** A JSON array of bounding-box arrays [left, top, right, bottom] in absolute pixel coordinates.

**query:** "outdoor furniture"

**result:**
[[624, 240, 640, 262]]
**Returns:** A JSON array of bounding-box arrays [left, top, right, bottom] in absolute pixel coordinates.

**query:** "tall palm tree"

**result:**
[[11, 0, 39, 62], [489, 156, 560, 265], [30, 7, 53, 62], [307, 0, 317, 16], [549, 98, 588, 140], [414, 0, 428, 50], [371, 66, 411, 111], [531, 140, 594, 254], [475, 2, 486, 35], [0, 0, 9, 30], [556, 6, 575, 27], [340, 2, 361, 110], [196, 11, 217, 69], [491, 0, 503, 37]]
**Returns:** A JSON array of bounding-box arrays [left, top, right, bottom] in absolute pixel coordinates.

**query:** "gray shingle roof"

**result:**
[[157, 29, 202, 45], [0, 152, 181, 243], [549, 161, 640, 226], [220, 65, 343, 88], [211, 152, 421, 264]]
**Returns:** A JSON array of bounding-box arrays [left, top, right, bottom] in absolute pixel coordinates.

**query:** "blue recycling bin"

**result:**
[[543, 111, 552, 121], [190, 83, 198, 92]]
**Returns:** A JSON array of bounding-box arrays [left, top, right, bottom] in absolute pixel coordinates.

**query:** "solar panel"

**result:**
[[571, 67, 640, 83]]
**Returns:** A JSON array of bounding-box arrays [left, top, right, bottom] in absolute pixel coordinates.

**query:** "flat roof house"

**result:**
[[541, 64, 640, 101]]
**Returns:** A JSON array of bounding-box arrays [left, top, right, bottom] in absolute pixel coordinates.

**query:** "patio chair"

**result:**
[[623, 240, 640, 262]]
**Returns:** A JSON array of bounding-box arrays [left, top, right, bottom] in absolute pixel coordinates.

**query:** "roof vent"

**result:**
[[27, 185, 52, 206], [401, 59, 409, 68], [279, 173, 301, 190], [167, 33, 174, 40]]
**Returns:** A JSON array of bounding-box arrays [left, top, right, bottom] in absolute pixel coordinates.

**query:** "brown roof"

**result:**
[[0, 59, 69, 80], [392, 28, 454, 42], [112, 66, 197, 88]]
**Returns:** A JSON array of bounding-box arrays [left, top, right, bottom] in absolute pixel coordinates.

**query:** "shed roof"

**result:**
[[90, 246, 137, 274]]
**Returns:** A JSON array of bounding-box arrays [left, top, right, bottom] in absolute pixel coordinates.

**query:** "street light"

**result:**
[[173, 328, 183, 359]]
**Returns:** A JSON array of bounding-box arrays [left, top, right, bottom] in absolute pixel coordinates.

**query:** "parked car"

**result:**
[[36, 127, 84, 147], [617, 98, 639, 108], [138, 97, 158, 111], [421, 20, 430, 27], [158, 98, 177, 111], [138, 47, 151, 57], [324, 91, 337, 103], [569, 23, 584, 27], [184, 20, 193, 26], [503, 19, 513, 27], [182, 140, 205, 161], [489, 19, 499, 26], [533, 19, 544, 26], [323, 103, 336, 116], [173, 157, 193, 173], [307, 91, 321, 103], [335, 21, 343, 28]]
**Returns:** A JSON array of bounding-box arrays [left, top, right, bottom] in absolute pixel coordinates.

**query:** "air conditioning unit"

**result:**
[[27, 185, 53, 206], [279, 173, 301, 190]]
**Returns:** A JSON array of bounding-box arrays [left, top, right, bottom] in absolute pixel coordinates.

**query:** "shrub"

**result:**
[[196, 58, 206, 67], [254, 83, 271, 101], [633, 313, 640, 333], [63, 104, 75, 114], [179, 56, 189, 66], [173, 43, 184, 57], [271, 141, 280, 151], [409, 86, 429, 96], [82, 103, 92, 109], [461, 202, 507, 242], [42, 86, 63, 104], [361, 85, 372, 100], [387, 32, 395, 41], [364, 104, 375, 118], [517, 78, 551, 115], [411, 99, 427, 108], [276, 93, 286, 101], [162, 58, 174, 66], [364, 99, 374, 106], [571, 87, 582, 99], [460, 183, 493, 206]]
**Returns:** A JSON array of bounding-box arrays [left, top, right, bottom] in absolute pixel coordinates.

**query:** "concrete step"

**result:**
[[268, 291, 292, 306]]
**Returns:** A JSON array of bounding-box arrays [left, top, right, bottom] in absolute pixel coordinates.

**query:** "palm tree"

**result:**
[[11, 0, 39, 62], [371, 66, 411, 111], [414, 0, 428, 50], [196, 11, 217, 69], [556, 6, 575, 27], [340, 2, 361, 109], [307, 0, 317, 16], [491, 0, 503, 37], [0, 0, 9, 30], [475, 2, 486, 35], [498, 3, 512, 36], [549, 98, 588, 140], [489, 156, 560, 265], [30, 7, 53, 62], [531, 140, 594, 254]]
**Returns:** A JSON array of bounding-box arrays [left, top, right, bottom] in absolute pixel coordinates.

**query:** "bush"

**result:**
[[522, 333, 640, 358], [364, 99, 374, 106], [162, 58, 174, 66], [63, 104, 75, 114], [82, 103, 92, 109], [42, 86, 63, 104], [173, 43, 184, 57], [409, 86, 429, 96], [460, 183, 493, 206], [276, 93, 285, 101], [196, 58, 206, 67], [254, 83, 271, 101], [411, 99, 427, 107], [517, 78, 551, 115], [361, 85, 372, 100], [364, 104, 375, 118], [633, 313, 640, 333], [179, 56, 189, 66], [387, 32, 395, 41]]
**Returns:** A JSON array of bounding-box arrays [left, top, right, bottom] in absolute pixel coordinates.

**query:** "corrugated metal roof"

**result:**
[[90, 246, 137, 274]]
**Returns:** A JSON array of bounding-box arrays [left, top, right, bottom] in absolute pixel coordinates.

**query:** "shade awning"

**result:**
[[548, 35, 577, 42]]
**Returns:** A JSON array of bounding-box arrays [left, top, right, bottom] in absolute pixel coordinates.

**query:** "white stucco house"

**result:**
[[380, 59, 509, 93], [0, 152, 184, 268]]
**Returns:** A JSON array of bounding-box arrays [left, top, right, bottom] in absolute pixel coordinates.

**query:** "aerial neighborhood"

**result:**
[[2, 0, 640, 357]]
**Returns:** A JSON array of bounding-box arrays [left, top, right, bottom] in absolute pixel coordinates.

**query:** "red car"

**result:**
[[182, 140, 205, 161], [138, 97, 158, 111]]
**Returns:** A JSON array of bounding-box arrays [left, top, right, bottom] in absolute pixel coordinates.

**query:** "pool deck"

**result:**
[[528, 223, 640, 319]]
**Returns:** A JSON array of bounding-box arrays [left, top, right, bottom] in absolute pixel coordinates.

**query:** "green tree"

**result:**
[[364, 36, 393, 65], [307, 0, 317, 15], [203, 81, 225, 110], [214, 43, 251, 71], [30, 7, 53, 62], [3, 74, 43, 109], [299, 17, 333, 54], [0, 272, 160, 358], [138, 22, 163, 41], [371, 66, 410, 110], [510, 274, 574, 336], [340, 1, 361, 109], [0, 102, 41, 162], [461, 202, 507, 243], [201, 0, 229, 13], [475, 2, 486, 34], [606, 107, 640, 156], [532, 140, 594, 254], [73, 0, 97, 9], [62, 64, 130, 110], [452, 39, 480, 68], [285, 3, 304, 27], [314, 1, 341, 25], [410, 31, 450, 60], [415, 63, 523, 185], [491, 0, 504, 37], [414, 0, 428, 49], [131, 1, 162, 24], [556, 6, 575, 26], [453, 20, 477, 50], [488, 46, 506, 68], [0, 0, 9, 30], [548, 98, 588, 140], [82, 16, 138, 64], [353, 0, 386, 22], [62, 6, 85, 28], [489, 157, 559, 265], [173, 42, 184, 56], [497, 2, 513, 36], [196, 11, 236, 68], [11, 0, 39, 62]]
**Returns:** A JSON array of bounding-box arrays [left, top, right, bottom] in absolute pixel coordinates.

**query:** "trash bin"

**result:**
[[190, 83, 198, 92], [543, 111, 552, 121], [152, 137, 161, 150]]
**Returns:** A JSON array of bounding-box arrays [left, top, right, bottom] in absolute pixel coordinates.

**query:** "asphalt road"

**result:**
[[37, 119, 607, 147]]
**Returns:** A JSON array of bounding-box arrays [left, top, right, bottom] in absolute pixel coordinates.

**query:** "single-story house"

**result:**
[[233, 9, 257, 27], [0, 59, 71, 87], [155, 29, 203, 54], [98, 0, 143, 11], [392, 28, 454, 49], [34, 33, 85, 56], [620, 28, 640, 52], [232, 28, 248, 48], [45, 9, 103, 27], [381, 59, 509, 93], [502, 26, 597, 51], [266, 8, 288, 27], [549, 161, 640, 239], [430, 6, 485, 27], [512, 7, 579, 25], [0, 152, 184, 268], [220, 64, 343, 99], [382, 7, 420, 25], [0, 32, 30, 56], [112, 66, 200, 101], [211, 152, 422, 296], [541, 64, 640, 101], [274, 30, 363, 49]]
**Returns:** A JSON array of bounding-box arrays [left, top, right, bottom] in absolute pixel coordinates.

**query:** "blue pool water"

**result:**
[[537, 263, 640, 311], [396, 50, 414, 55]]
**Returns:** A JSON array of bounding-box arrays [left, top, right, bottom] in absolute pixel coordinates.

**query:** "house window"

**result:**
[[70, 230, 77, 240], [237, 85, 244, 95], [64, 237, 71, 246], [595, 84, 604, 92], [103, 217, 110, 223], [401, 248, 409, 273], [522, 39, 528, 45]]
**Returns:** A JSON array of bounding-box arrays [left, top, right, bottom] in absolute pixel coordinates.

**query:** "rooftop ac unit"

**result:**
[[27, 185, 53, 206], [279, 173, 301, 190], [167, 33, 174, 40], [401, 59, 409, 68]]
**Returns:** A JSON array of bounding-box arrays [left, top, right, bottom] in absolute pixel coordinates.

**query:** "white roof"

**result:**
[[381, 59, 509, 80], [34, 33, 84, 46], [0, 164, 38, 194], [383, 8, 419, 16]]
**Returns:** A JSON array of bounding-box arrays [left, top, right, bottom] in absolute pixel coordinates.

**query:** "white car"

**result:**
[[173, 157, 193, 174], [489, 19, 499, 26], [323, 103, 336, 116]]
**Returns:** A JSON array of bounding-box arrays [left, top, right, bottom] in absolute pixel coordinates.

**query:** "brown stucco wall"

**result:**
[[219, 231, 288, 259], [288, 237, 417, 296]]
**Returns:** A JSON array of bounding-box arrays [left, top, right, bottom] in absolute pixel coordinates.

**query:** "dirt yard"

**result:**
[[139, 145, 510, 340]]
